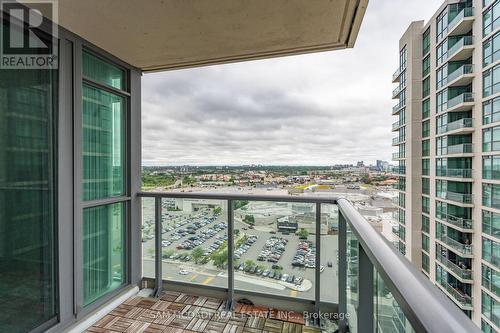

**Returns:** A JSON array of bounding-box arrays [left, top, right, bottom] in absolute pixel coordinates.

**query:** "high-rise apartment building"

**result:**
[[392, 0, 500, 331]]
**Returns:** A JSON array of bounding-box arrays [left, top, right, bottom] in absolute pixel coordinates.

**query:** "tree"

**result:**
[[191, 246, 204, 264], [244, 215, 255, 225], [361, 174, 371, 184], [213, 207, 222, 214], [245, 259, 255, 268], [298, 228, 309, 240], [162, 249, 174, 259], [212, 250, 228, 269]]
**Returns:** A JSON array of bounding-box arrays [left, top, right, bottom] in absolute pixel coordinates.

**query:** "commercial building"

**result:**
[[391, 0, 499, 331]]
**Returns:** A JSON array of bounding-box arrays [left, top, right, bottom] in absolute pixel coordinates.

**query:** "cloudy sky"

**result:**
[[142, 0, 442, 166]]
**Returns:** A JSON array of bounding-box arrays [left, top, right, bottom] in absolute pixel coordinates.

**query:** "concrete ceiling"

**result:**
[[56, 0, 368, 72]]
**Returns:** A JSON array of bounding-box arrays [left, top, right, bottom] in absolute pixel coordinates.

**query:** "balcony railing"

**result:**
[[138, 192, 479, 333], [437, 118, 473, 135], [392, 119, 405, 131], [437, 279, 473, 307], [392, 84, 404, 99], [392, 101, 405, 114], [392, 152, 404, 160], [447, 64, 473, 84], [436, 254, 472, 281], [437, 213, 473, 230], [436, 168, 472, 179], [440, 191, 473, 204], [448, 7, 474, 34], [447, 36, 474, 59], [392, 66, 404, 82], [392, 183, 405, 191], [446, 92, 474, 110], [438, 234, 473, 256], [391, 166, 406, 175], [392, 136, 405, 145], [443, 143, 473, 155]]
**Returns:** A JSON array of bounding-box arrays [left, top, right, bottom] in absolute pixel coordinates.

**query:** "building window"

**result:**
[[423, 98, 430, 119], [82, 51, 128, 306], [482, 264, 500, 298], [422, 139, 430, 157], [422, 215, 430, 233], [422, 177, 430, 195], [483, 126, 500, 152], [483, 31, 500, 67], [483, 210, 500, 239], [437, 64, 448, 89], [483, 183, 500, 210], [422, 233, 430, 253], [423, 55, 430, 77], [436, 9, 448, 41], [422, 159, 430, 176], [483, 64, 500, 97], [482, 291, 500, 328], [422, 196, 430, 214], [437, 40, 448, 66], [482, 319, 495, 333], [423, 77, 430, 98], [484, 155, 500, 180], [437, 89, 448, 113], [484, 0, 500, 37], [423, 27, 430, 56], [422, 120, 430, 138], [422, 252, 429, 273], [484, 96, 500, 125]]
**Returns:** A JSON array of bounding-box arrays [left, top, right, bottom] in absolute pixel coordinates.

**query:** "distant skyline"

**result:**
[[142, 0, 442, 166]]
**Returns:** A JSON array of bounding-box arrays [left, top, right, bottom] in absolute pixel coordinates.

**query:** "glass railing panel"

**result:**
[[374, 269, 416, 333], [447, 64, 473, 83], [448, 7, 474, 32], [439, 234, 473, 255], [447, 92, 473, 109], [320, 203, 339, 306], [156, 198, 229, 288], [446, 191, 473, 204], [346, 223, 359, 333], [436, 254, 472, 280], [446, 143, 473, 154], [448, 36, 473, 57], [142, 197, 156, 280], [436, 168, 472, 178], [438, 279, 472, 307]]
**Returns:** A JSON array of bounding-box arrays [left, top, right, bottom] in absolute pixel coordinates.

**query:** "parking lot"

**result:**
[[142, 199, 338, 303]]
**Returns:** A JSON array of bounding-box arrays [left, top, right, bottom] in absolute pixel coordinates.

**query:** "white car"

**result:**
[[179, 269, 189, 275]]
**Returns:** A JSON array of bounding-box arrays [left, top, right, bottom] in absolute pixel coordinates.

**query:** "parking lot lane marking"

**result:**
[[290, 290, 297, 298], [189, 274, 198, 282], [202, 276, 215, 285]]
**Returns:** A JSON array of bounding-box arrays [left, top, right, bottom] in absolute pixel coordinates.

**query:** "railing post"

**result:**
[[314, 202, 321, 322], [338, 210, 348, 332], [153, 197, 162, 298], [357, 244, 374, 332], [227, 199, 234, 310]]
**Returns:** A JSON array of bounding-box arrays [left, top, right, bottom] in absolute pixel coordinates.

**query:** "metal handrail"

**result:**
[[337, 199, 479, 332]]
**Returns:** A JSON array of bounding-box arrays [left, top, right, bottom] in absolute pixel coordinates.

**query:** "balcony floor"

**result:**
[[86, 291, 323, 333]]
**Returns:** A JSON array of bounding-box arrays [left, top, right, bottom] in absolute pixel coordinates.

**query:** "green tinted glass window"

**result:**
[[83, 51, 125, 90], [83, 84, 125, 201], [83, 202, 125, 305]]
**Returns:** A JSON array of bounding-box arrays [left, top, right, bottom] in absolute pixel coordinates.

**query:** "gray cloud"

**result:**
[[141, 0, 442, 166]]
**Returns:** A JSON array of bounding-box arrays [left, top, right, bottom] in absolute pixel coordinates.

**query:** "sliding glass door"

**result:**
[[0, 41, 58, 333], [81, 50, 129, 306]]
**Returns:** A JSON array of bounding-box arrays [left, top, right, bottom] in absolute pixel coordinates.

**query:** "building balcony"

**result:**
[[438, 234, 473, 257], [392, 119, 405, 131], [392, 84, 404, 99], [391, 166, 406, 175], [392, 136, 405, 146], [446, 92, 474, 112], [392, 152, 405, 160], [440, 143, 473, 156], [436, 168, 472, 179], [438, 191, 473, 205], [436, 213, 473, 231], [392, 66, 405, 83], [447, 36, 474, 62], [447, 7, 474, 37], [446, 64, 474, 88], [436, 254, 473, 282], [437, 118, 473, 136], [127, 192, 479, 333], [437, 279, 473, 309], [392, 101, 405, 115]]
